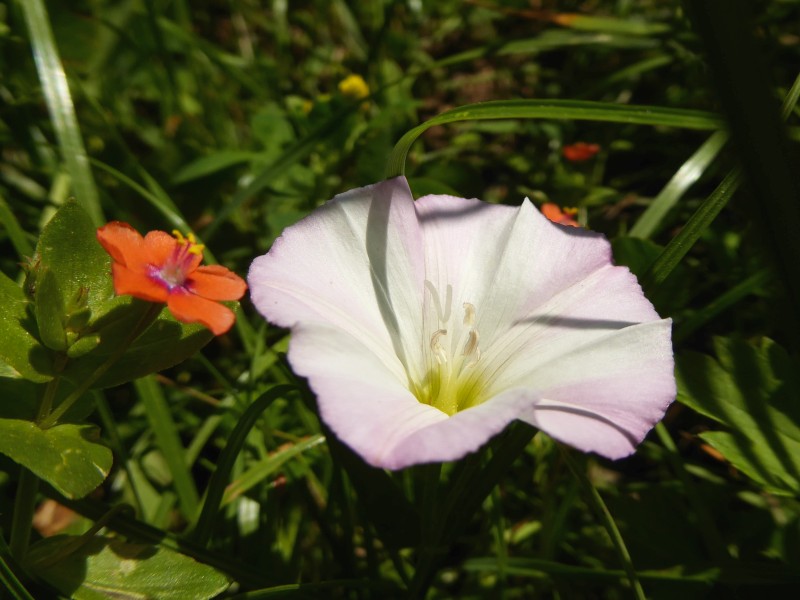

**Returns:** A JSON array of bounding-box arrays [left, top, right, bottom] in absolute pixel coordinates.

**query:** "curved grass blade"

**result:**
[[20, 0, 103, 226], [386, 100, 723, 177]]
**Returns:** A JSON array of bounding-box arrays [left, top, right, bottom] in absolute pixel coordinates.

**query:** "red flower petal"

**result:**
[[188, 265, 247, 301], [167, 291, 236, 335], [562, 142, 600, 162], [111, 264, 169, 302], [96, 222, 144, 267], [541, 203, 580, 228]]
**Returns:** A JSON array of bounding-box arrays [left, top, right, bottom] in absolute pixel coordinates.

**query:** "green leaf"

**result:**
[[0, 377, 95, 424], [0, 271, 53, 382], [61, 302, 214, 389], [0, 419, 111, 499], [677, 337, 800, 494], [700, 431, 800, 495], [34, 269, 67, 352], [25, 535, 229, 600], [386, 99, 723, 177], [35, 200, 113, 319]]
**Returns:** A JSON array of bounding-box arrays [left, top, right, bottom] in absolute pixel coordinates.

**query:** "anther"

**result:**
[[463, 302, 476, 326], [430, 329, 448, 364], [462, 329, 480, 360]]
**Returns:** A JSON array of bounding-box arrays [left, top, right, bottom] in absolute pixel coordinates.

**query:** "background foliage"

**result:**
[[1, 0, 800, 597]]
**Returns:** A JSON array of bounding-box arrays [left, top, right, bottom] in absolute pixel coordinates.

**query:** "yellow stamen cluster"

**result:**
[[172, 230, 205, 256]]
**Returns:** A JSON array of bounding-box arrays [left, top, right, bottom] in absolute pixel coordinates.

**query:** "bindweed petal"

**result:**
[[248, 178, 426, 378], [248, 176, 675, 469]]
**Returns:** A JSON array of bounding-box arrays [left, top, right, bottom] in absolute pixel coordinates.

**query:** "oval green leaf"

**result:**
[[0, 271, 53, 382], [0, 419, 111, 499], [25, 535, 229, 600]]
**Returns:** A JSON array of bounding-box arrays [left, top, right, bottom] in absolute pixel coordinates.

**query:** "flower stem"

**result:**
[[9, 467, 39, 560], [34, 376, 61, 423], [38, 303, 163, 429], [561, 447, 646, 600]]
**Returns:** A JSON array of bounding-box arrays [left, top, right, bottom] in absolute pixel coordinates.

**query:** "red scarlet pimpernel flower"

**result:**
[[541, 203, 580, 228], [97, 222, 247, 335], [562, 142, 600, 162]]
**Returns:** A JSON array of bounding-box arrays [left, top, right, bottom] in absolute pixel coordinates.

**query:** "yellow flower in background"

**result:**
[[338, 74, 370, 100]]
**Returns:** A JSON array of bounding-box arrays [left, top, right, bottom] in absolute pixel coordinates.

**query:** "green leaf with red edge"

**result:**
[[0, 419, 111, 499], [25, 535, 229, 600]]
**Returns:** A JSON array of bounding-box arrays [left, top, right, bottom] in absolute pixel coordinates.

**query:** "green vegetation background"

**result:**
[[2, 0, 800, 597]]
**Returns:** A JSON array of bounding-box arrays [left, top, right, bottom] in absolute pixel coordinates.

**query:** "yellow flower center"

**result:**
[[410, 281, 486, 416]]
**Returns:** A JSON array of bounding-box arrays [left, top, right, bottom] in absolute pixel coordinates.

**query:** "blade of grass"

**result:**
[[386, 100, 723, 177], [89, 159, 190, 232], [462, 557, 717, 584], [561, 448, 645, 600], [640, 71, 800, 291], [653, 423, 728, 560], [673, 270, 771, 342], [640, 169, 742, 293], [202, 106, 354, 241], [687, 0, 800, 343], [630, 130, 728, 239], [0, 533, 35, 600], [134, 376, 200, 520], [20, 0, 103, 226], [434, 30, 658, 68], [188, 385, 297, 546], [0, 193, 34, 259], [221, 434, 325, 506]]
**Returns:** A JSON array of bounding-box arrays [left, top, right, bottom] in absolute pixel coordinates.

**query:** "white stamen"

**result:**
[[462, 302, 476, 326], [430, 329, 448, 364], [424, 280, 453, 323], [462, 329, 480, 359]]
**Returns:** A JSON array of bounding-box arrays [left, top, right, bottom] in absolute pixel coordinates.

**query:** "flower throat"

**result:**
[[410, 280, 485, 415]]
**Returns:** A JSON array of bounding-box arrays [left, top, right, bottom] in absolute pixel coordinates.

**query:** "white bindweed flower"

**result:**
[[248, 177, 675, 469]]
